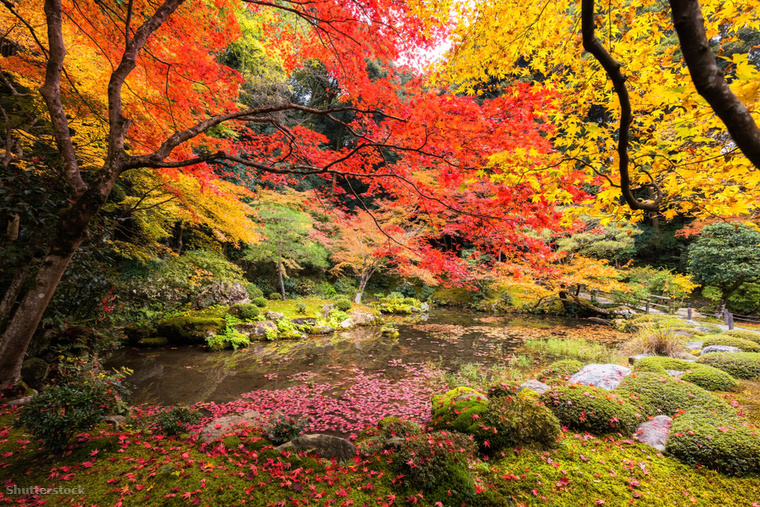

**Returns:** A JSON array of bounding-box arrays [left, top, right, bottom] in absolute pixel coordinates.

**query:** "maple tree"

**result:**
[[439, 0, 760, 221]]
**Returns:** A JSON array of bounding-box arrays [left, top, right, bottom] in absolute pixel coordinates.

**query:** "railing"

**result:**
[[722, 310, 760, 330], [587, 289, 684, 315]]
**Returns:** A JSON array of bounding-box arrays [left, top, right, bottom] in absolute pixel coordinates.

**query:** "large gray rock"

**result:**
[[349, 311, 378, 326], [292, 318, 317, 326], [339, 318, 355, 329], [420, 302, 430, 312], [311, 325, 335, 335], [199, 411, 261, 443], [276, 434, 356, 461], [568, 364, 631, 390], [701, 345, 743, 355], [265, 311, 284, 321], [685, 342, 703, 350], [518, 379, 551, 395], [633, 415, 671, 451], [193, 282, 249, 309], [252, 321, 278, 338]]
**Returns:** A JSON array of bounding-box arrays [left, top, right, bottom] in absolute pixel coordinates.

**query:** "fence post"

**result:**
[[724, 309, 731, 328], [645, 300, 650, 314], [687, 302, 692, 320], [729, 312, 735, 330]]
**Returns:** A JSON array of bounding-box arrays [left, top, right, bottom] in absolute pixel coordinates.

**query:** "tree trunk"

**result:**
[[278, 240, 286, 300], [0, 262, 29, 325], [6, 213, 20, 241]]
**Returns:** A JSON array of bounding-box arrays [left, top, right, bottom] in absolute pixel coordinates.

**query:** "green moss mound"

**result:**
[[476, 394, 561, 453], [696, 352, 760, 379], [721, 329, 760, 344], [537, 359, 583, 383], [430, 387, 489, 433], [156, 315, 225, 345], [680, 366, 739, 392], [666, 409, 760, 477], [633, 356, 695, 374], [702, 335, 760, 353], [229, 303, 260, 320], [487, 381, 520, 399], [696, 322, 723, 333], [252, 296, 267, 307], [137, 336, 169, 347], [615, 372, 734, 418], [540, 385, 640, 435]]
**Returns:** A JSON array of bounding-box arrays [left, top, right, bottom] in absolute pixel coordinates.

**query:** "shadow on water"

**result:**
[[108, 311, 594, 406]]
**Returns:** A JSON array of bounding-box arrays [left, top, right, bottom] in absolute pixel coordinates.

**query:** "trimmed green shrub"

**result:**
[[151, 405, 201, 436], [476, 394, 561, 452], [537, 359, 583, 383], [614, 372, 734, 417], [296, 302, 307, 314], [633, 356, 697, 374], [335, 298, 352, 312], [540, 385, 640, 435], [430, 387, 489, 433], [268, 292, 283, 301], [720, 329, 760, 344], [246, 283, 264, 299], [696, 352, 760, 379], [229, 303, 260, 320], [265, 414, 306, 444], [702, 335, 760, 353], [681, 366, 739, 392], [252, 296, 267, 308], [667, 409, 760, 476]]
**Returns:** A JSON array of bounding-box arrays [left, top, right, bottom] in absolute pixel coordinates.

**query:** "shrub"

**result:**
[[15, 367, 127, 452], [540, 385, 640, 435], [633, 356, 695, 374], [335, 298, 352, 312], [268, 292, 283, 301], [666, 409, 760, 476], [252, 296, 267, 308], [245, 283, 264, 299], [702, 335, 760, 352], [537, 359, 583, 383], [614, 372, 734, 418], [430, 387, 489, 433], [265, 414, 306, 444], [229, 303, 260, 320], [622, 324, 687, 357], [681, 366, 739, 392], [151, 405, 201, 436], [720, 330, 760, 345], [476, 394, 561, 452], [397, 282, 417, 298], [296, 302, 307, 314], [377, 416, 422, 438], [696, 352, 760, 379], [403, 297, 421, 306], [487, 381, 521, 399]]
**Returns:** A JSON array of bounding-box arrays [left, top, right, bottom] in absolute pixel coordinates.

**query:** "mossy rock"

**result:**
[[156, 315, 225, 345], [540, 385, 640, 435], [430, 387, 489, 433], [702, 335, 760, 353], [681, 366, 739, 392], [537, 359, 583, 383], [123, 324, 157, 345], [614, 372, 735, 418], [666, 408, 760, 476], [476, 394, 561, 453], [720, 329, 760, 344], [137, 336, 169, 347], [696, 352, 760, 380]]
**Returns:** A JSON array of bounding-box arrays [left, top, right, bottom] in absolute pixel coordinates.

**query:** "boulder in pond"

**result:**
[[252, 321, 277, 339], [157, 315, 225, 345], [276, 434, 356, 461], [701, 345, 743, 355], [193, 281, 249, 309], [349, 311, 378, 326], [311, 325, 334, 335], [339, 318, 355, 329], [199, 411, 261, 443], [518, 379, 551, 395], [633, 415, 671, 451], [567, 364, 631, 390]]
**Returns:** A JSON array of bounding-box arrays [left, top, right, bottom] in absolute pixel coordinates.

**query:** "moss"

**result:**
[[476, 394, 561, 453], [696, 352, 760, 379], [702, 335, 760, 352], [137, 336, 169, 347], [540, 385, 640, 435], [537, 359, 583, 383], [633, 356, 696, 374], [228, 303, 260, 320], [430, 387, 489, 433], [615, 372, 735, 418], [377, 416, 421, 438], [681, 366, 739, 392], [696, 322, 723, 333], [156, 315, 225, 345], [666, 408, 760, 476], [721, 329, 760, 344]]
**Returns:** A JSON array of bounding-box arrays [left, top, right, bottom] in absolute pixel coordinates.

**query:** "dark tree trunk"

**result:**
[[0, 261, 29, 325]]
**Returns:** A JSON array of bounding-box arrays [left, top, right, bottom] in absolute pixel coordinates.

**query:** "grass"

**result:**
[[621, 323, 689, 357], [522, 337, 623, 364], [263, 298, 377, 320]]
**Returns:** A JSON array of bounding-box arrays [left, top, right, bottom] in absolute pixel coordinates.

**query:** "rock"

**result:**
[[349, 311, 378, 326], [137, 337, 169, 347], [276, 434, 356, 461], [157, 315, 225, 345], [633, 415, 672, 451], [666, 370, 684, 378], [103, 415, 126, 429], [420, 302, 430, 312], [701, 345, 743, 355], [694, 327, 712, 333], [409, 306, 420, 313], [674, 330, 694, 337], [199, 411, 261, 443], [6, 396, 33, 406], [518, 379, 551, 395], [234, 323, 258, 337], [321, 304, 334, 318], [280, 330, 306, 340], [123, 324, 157, 345], [252, 321, 278, 339], [339, 318, 354, 329], [628, 353, 654, 365], [265, 311, 284, 321], [568, 364, 631, 390], [193, 281, 249, 309], [613, 306, 636, 317], [292, 318, 317, 326], [311, 325, 335, 335], [20, 358, 49, 388], [455, 392, 488, 402], [685, 342, 703, 350]]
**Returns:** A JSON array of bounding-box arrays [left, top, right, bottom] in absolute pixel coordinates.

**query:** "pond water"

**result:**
[[109, 311, 599, 407]]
